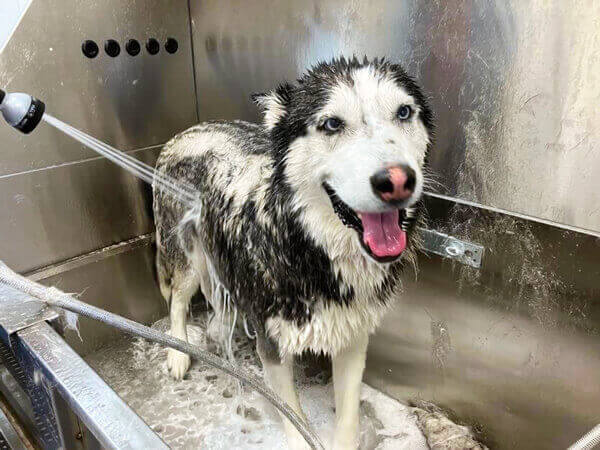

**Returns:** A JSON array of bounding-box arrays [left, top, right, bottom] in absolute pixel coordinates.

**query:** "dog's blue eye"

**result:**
[[323, 117, 343, 132], [397, 105, 412, 120]]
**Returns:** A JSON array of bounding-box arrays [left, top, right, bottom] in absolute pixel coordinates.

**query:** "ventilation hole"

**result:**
[[146, 38, 160, 55], [125, 39, 141, 56], [81, 40, 99, 58], [165, 37, 178, 54], [104, 39, 120, 57]]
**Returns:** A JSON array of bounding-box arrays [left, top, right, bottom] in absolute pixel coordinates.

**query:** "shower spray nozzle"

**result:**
[[0, 88, 45, 134]]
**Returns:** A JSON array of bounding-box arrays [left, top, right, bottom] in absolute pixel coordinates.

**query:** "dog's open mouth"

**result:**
[[323, 183, 411, 263]]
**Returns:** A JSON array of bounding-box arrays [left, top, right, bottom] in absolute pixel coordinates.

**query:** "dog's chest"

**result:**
[[266, 256, 394, 357], [266, 294, 389, 357]]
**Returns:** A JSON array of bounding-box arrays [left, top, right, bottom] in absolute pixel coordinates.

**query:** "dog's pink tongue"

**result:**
[[361, 211, 407, 258]]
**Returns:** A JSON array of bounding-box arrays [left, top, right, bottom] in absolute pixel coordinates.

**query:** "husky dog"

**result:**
[[153, 57, 433, 449]]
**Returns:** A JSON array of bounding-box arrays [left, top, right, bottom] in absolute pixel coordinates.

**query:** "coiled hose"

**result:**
[[0, 262, 324, 450], [568, 424, 600, 450]]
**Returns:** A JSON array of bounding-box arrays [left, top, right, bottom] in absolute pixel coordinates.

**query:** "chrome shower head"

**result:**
[[0, 88, 45, 134]]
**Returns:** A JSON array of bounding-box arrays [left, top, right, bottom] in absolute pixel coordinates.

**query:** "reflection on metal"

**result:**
[[0, 364, 36, 437], [25, 233, 154, 281], [0, 0, 196, 273], [0, 0, 32, 54], [0, 1, 596, 449], [0, 0, 196, 176], [568, 424, 600, 450], [0, 284, 58, 336], [367, 195, 600, 450], [40, 243, 167, 356], [0, 403, 26, 450], [0, 146, 160, 273], [419, 228, 484, 268], [16, 322, 168, 449], [426, 192, 600, 239], [0, 279, 167, 450], [0, 336, 61, 448], [190, 0, 600, 233]]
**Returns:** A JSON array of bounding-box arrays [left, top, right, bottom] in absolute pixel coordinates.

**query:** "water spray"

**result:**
[[0, 88, 196, 205], [0, 88, 45, 134]]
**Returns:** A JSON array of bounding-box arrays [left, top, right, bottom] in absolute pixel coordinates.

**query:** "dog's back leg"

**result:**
[[256, 334, 309, 450], [167, 266, 200, 380], [193, 250, 234, 350], [156, 249, 173, 303]]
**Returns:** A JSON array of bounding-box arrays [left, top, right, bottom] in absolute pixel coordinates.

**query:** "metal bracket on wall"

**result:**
[[419, 229, 484, 268]]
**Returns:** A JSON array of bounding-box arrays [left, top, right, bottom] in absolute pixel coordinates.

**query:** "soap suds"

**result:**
[[85, 315, 432, 449]]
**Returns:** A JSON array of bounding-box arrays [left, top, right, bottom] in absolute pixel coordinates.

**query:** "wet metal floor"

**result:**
[[85, 316, 429, 449]]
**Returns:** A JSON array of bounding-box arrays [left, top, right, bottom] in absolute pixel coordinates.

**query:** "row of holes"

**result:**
[[81, 38, 178, 58]]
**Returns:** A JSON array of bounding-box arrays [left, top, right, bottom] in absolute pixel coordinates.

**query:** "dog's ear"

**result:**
[[252, 82, 294, 131]]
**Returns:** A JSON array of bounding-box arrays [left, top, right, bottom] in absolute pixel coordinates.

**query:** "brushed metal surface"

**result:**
[[0, 283, 58, 336], [16, 322, 168, 448], [0, 147, 159, 273], [0, 0, 197, 176], [0, 331, 61, 448], [0, 364, 36, 441], [0, 403, 26, 450], [190, 0, 600, 233], [25, 233, 154, 282], [366, 196, 600, 450], [38, 240, 166, 356], [1, 240, 167, 447]]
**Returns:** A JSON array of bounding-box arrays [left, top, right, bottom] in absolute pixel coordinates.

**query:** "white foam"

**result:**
[[85, 315, 428, 449]]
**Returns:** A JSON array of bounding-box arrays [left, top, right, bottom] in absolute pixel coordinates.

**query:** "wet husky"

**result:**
[[153, 57, 433, 449]]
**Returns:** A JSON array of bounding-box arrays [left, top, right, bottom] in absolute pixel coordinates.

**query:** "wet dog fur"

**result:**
[[153, 56, 433, 449]]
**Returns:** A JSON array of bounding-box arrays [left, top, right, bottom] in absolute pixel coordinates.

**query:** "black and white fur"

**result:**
[[153, 57, 433, 449]]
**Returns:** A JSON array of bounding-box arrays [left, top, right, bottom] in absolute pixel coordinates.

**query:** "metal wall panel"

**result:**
[[0, 0, 197, 176], [366, 197, 600, 449], [39, 241, 166, 356], [0, 0, 198, 272], [0, 147, 159, 273], [190, 0, 600, 233]]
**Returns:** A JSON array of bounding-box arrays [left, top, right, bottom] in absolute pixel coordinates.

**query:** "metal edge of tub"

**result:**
[[0, 403, 26, 450], [0, 283, 168, 450]]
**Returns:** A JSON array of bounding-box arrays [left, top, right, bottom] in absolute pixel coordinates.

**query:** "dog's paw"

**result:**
[[286, 435, 311, 450], [167, 349, 190, 380], [283, 425, 312, 450], [332, 433, 358, 450]]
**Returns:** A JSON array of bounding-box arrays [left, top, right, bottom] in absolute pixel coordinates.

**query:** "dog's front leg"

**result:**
[[332, 331, 369, 450], [257, 336, 309, 450]]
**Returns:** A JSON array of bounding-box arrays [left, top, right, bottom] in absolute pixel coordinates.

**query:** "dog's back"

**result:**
[[152, 120, 272, 378], [153, 121, 271, 303]]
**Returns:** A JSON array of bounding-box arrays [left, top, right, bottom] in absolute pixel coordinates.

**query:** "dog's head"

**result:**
[[254, 57, 433, 264]]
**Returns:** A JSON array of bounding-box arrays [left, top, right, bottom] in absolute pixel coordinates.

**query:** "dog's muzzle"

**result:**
[[323, 182, 417, 263]]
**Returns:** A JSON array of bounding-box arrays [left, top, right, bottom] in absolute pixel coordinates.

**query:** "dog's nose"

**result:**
[[370, 165, 416, 202]]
